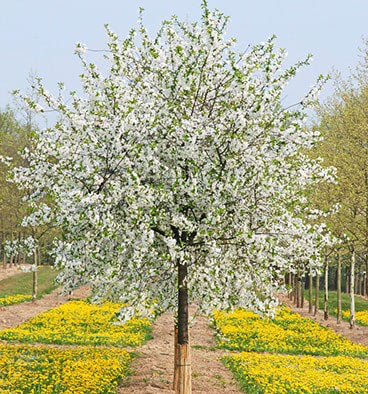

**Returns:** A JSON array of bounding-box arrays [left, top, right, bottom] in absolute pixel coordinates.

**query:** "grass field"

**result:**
[[0, 265, 59, 299], [304, 289, 368, 315]]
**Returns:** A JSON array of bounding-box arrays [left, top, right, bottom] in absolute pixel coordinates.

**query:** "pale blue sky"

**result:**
[[1, 1, 368, 113]]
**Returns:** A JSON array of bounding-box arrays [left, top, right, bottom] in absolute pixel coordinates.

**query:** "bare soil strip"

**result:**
[[0, 266, 26, 282], [118, 309, 242, 394], [0, 286, 90, 330], [280, 294, 368, 346]]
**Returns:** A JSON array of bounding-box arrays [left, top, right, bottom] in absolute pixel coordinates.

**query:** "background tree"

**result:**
[[311, 39, 368, 327]]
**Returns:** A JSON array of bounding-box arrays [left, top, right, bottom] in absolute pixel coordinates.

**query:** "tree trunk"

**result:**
[[337, 252, 342, 324], [364, 270, 367, 298], [9, 232, 14, 267], [1, 230, 5, 269], [173, 260, 191, 394], [32, 249, 38, 301], [350, 249, 355, 329], [2, 230, 6, 269], [288, 272, 292, 300], [308, 272, 313, 314], [314, 273, 319, 316], [346, 266, 350, 294], [296, 275, 300, 308], [301, 277, 305, 308], [324, 254, 329, 320]]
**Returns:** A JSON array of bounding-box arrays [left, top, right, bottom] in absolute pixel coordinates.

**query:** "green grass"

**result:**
[[304, 289, 368, 315], [0, 265, 59, 298]]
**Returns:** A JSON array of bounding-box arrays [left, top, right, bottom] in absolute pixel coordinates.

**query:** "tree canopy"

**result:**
[[9, 2, 334, 323]]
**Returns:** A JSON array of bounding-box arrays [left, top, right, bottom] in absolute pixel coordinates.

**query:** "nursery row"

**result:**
[[0, 300, 151, 346], [213, 307, 368, 393], [0, 299, 151, 393]]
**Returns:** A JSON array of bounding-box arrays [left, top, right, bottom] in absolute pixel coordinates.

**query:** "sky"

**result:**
[[1, 0, 368, 119]]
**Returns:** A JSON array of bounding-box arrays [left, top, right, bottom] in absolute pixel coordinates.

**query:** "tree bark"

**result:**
[[9, 232, 14, 267], [324, 254, 329, 320], [301, 277, 305, 308], [314, 273, 319, 316], [346, 266, 350, 294], [289, 273, 294, 301], [308, 272, 313, 314], [293, 274, 297, 304], [288, 272, 292, 300], [350, 249, 355, 329], [173, 260, 191, 394], [32, 248, 38, 301], [337, 252, 342, 324], [2, 230, 6, 269], [296, 274, 300, 308]]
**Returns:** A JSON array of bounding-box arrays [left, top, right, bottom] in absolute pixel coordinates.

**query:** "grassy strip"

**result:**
[[212, 307, 368, 358], [0, 343, 133, 393], [224, 352, 368, 394], [0, 300, 152, 347], [0, 266, 59, 298], [304, 289, 368, 316]]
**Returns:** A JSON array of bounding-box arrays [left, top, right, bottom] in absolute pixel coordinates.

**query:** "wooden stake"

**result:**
[[174, 342, 192, 394]]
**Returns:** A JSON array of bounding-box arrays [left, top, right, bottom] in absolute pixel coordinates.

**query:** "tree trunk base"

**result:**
[[173, 342, 192, 394]]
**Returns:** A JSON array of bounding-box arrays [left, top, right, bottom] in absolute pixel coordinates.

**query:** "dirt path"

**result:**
[[0, 265, 27, 282], [280, 294, 368, 346], [0, 286, 90, 330], [118, 309, 241, 394]]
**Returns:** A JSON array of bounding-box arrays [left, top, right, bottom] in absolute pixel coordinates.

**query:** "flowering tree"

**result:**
[[10, 2, 334, 392]]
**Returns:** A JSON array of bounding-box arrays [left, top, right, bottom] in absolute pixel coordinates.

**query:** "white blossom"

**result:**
[[10, 2, 336, 318]]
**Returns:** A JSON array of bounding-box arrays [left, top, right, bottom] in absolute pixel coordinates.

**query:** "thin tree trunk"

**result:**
[[288, 272, 292, 300], [9, 232, 14, 267], [32, 249, 38, 301], [337, 252, 342, 324], [2, 230, 6, 269], [301, 277, 305, 308], [350, 249, 355, 329], [308, 272, 313, 314], [296, 274, 300, 308], [324, 254, 329, 320], [314, 273, 319, 316], [346, 266, 350, 294], [37, 245, 41, 266], [173, 260, 191, 394]]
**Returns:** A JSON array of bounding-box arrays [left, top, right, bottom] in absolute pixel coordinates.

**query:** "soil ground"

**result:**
[[118, 308, 242, 394], [0, 265, 27, 281]]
